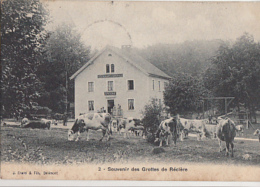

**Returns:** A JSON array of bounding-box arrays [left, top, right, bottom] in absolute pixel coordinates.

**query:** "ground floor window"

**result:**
[[128, 99, 134, 110], [88, 100, 94, 111]]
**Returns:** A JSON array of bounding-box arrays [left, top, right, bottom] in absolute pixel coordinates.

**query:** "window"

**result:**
[[128, 80, 134, 90], [106, 64, 110, 73], [128, 99, 134, 110], [159, 99, 161, 106], [111, 64, 115, 73], [88, 100, 94, 111], [158, 81, 161, 91], [88, 82, 94, 92], [164, 82, 168, 89], [152, 80, 155, 90], [108, 81, 113, 91]]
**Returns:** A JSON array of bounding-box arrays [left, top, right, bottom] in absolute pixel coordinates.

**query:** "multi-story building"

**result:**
[[70, 45, 171, 118]]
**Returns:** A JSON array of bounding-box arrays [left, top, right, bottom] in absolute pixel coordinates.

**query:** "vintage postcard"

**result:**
[[1, 0, 260, 181]]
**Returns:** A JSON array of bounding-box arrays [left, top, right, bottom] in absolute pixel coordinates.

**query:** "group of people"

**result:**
[[97, 104, 122, 116], [97, 107, 106, 113]]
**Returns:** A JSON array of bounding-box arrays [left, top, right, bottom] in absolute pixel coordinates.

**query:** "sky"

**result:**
[[45, 1, 260, 50]]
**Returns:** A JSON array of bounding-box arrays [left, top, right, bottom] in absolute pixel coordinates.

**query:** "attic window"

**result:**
[[108, 54, 112, 56], [106, 64, 110, 73]]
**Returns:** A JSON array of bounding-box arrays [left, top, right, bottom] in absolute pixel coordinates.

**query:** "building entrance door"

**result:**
[[107, 100, 114, 114]]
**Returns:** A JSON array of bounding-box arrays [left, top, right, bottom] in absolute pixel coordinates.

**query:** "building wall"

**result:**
[[148, 76, 169, 105], [74, 49, 155, 118]]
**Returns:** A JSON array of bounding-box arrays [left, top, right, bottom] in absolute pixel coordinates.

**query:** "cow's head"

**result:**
[[68, 130, 76, 141], [99, 113, 111, 127], [254, 129, 260, 136]]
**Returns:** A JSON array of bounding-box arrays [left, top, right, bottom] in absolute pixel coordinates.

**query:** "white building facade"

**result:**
[[70, 45, 171, 119]]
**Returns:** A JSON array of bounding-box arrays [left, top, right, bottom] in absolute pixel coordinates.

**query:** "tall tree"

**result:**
[[204, 33, 260, 122], [1, 0, 48, 116], [164, 73, 209, 116], [37, 23, 91, 113]]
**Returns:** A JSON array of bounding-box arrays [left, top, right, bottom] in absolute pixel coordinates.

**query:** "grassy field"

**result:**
[[1, 123, 260, 166]]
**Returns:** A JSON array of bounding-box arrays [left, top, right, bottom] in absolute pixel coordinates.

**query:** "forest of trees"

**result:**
[[1, 0, 260, 121], [1, 0, 91, 117]]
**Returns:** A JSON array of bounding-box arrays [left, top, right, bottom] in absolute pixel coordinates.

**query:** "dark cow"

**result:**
[[23, 121, 51, 129], [216, 118, 236, 157], [253, 129, 260, 142], [68, 113, 111, 141], [154, 117, 183, 147]]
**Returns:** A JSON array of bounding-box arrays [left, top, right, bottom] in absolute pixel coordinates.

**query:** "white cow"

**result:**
[[117, 117, 143, 139], [179, 118, 211, 140], [68, 113, 111, 141], [235, 125, 244, 136]]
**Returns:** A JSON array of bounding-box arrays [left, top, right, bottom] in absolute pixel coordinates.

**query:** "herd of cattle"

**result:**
[[20, 113, 260, 158]]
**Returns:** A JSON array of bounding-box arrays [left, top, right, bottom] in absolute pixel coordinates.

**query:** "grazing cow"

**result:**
[[235, 125, 244, 136], [155, 117, 183, 147], [68, 113, 111, 141], [253, 129, 260, 142], [216, 118, 236, 157], [117, 117, 143, 138], [24, 121, 51, 129]]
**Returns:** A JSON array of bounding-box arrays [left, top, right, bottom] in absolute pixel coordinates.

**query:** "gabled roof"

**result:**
[[70, 45, 171, 80]]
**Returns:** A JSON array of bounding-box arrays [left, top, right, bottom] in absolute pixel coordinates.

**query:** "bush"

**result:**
[[141, 98, 164, 134]]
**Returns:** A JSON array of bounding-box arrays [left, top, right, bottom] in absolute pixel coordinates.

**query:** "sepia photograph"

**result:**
[[1, 0, 260, 181]]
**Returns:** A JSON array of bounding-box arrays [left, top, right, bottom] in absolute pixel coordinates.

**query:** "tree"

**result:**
[[204, 33, 260, 122], [164, 73, 209, 116], [37, 23, 91, 113], [1, 0, 48, 116]]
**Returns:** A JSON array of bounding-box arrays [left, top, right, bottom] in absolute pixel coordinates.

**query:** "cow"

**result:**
[[196, 123, 212, 141], [23, 121, 51, 129], [253, 129, 260, 142], [154, 117, 183, 147], [117, 117, 143, 138], [68, 113, 111, 142], [21, 117, 29, 127], [179, 118, 210, 140], [216, 118, 236, 157], [110, 119, 119, 134], [181, 128, 189, 139], [235, 125, 244, 136], [134, 126, 144, 136]]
